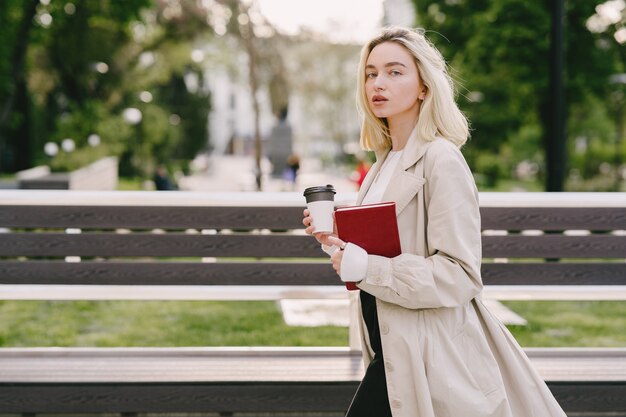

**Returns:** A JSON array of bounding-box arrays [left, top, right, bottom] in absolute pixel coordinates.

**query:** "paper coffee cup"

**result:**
[[303, 184, 336, 234]]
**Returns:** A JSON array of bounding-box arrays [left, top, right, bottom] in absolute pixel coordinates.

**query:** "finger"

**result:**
[[327, 236, 346, 249], [303, 209, 310, 217], [332, 259, 341, 275]]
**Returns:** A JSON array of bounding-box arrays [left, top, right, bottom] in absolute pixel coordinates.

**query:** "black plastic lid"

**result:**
[[303, 184, 336, 202]]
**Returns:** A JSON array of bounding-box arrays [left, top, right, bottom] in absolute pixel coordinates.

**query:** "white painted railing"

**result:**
[[1, 190, 625, 206]]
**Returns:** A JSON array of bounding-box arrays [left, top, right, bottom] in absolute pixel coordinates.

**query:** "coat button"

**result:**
[[380, 323, 389, 335], [385, 361, 394, 372], [391, 399, 402, 408]]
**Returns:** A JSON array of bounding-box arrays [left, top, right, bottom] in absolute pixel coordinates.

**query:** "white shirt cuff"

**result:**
[[340, 243, 368, 283]]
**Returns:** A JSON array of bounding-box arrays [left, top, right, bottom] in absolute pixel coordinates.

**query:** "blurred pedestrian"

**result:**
[[350, 152, 371, 189], [153, 165, 177, 191]]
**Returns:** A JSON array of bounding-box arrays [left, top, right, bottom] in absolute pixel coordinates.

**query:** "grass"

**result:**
[[0, 300, 625, 348], [503, 301, 626, 347], [117, 176, 145, 191], [0, 300, 347, 347]]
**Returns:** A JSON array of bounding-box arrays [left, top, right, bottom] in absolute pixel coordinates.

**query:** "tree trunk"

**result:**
[[0, 0, 39, 173], [0, 0, 38, 129], [241, 8, 263, 191]]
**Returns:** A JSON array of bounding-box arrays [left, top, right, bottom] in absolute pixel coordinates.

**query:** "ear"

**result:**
[[418, 86, 427, 101]]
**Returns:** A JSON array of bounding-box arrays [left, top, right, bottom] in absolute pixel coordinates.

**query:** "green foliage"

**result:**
[[1, 0, 213, 176], [473, 152, 509, 188], [0, 0, 22, 97], [49, 144, 111, 172], [413, 0, 625, 189]]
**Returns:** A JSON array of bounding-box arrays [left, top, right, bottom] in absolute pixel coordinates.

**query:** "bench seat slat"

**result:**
[[0, 383, 358, 413], [0, 348, 623, 383], [0, 348, 624, 413], [0, 382, 622, 414]]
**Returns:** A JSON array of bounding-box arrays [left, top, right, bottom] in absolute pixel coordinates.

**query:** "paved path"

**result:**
[[179, 155, 358, 193], [279, 299, 527, 327]]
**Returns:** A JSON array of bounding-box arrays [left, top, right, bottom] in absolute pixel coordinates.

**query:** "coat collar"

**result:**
[[356, 125, 430, 214], [395, 124, 431, 171]]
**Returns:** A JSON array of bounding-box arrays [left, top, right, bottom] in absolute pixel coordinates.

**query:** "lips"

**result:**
[[372, 95, 388, 103]]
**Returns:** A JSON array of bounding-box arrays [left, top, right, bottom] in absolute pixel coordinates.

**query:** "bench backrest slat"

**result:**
[[0, 261, 624, 286], [481, 263, 626, 285], [0, 206, 304, 229], [0, 234, 321, 258], [1, 233, 623, 259], [3, 206, 624, 230], [482, 235, 626, 258], [0, 261, 337, 286], [481, 207, 626, 231]]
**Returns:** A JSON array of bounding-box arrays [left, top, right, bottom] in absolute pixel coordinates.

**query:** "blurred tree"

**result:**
[[413, 0, 624, 190], [286, 37, 360, 145], [220, 0, 290, 190], [38, 0, 152, 174], [0, 0, 214, 179]]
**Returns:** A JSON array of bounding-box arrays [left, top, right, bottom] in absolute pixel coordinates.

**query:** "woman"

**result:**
[[302, 27, 567, 417]]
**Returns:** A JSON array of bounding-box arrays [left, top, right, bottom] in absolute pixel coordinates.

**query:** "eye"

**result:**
[[389, 69, 402, 76], [366, 72, 377, 79]]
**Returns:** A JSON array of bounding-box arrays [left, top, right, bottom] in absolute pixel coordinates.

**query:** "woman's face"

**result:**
[[364, 41, 424, 121]]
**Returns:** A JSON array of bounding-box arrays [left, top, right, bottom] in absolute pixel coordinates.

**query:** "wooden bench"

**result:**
[[0, 190, 624, 416]]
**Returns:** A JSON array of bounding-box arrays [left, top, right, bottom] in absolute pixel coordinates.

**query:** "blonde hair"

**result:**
[[356, 26, 469, 151]]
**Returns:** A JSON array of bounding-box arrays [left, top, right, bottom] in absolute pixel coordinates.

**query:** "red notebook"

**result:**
[[334, 201, 402, 290]]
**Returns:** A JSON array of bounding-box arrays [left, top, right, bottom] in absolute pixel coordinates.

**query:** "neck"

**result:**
[[387, 104, 420, 151]]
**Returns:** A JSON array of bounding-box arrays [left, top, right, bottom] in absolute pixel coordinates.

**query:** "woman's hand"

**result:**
[[302, 208, 338, 247], [327, 236, 347, 276]]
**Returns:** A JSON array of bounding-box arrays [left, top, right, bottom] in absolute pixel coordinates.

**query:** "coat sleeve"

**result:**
[[357, 142, 483, 309]]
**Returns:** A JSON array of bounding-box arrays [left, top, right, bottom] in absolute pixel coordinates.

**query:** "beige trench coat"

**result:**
[[353, 129, 567, 417]]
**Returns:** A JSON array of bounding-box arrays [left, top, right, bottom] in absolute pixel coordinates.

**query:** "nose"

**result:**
[[373, 74, 385, 90]]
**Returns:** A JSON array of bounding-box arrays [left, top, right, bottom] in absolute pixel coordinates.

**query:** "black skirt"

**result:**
[[345, 291, 393, 417]]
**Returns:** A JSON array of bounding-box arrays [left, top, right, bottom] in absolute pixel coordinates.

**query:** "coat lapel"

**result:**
[[399, 124, 431, 172], [355, 126, 431, 213], [382, 170, 425, 215], [383, 126, 430, 215]]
